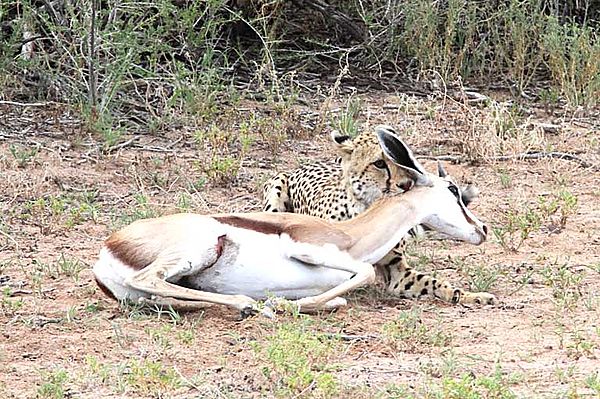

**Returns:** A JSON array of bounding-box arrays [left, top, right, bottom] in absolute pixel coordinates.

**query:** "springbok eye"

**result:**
[[448, 185, 460, 197], [372, 160, 387, 169]]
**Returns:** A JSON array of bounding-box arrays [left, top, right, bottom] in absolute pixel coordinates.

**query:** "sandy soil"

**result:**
[[0, 95, 599, 398]]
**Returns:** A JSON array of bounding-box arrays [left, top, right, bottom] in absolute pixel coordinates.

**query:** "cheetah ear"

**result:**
[[331, 130, 354, 155], [460, 184, 479, 207], [375, 125, 432, 186]]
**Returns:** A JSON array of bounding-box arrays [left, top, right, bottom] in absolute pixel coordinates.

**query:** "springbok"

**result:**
[[93, 127, 488, 317]]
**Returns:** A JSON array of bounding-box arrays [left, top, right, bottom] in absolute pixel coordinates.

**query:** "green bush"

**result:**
[[1, 0, 599, 130]]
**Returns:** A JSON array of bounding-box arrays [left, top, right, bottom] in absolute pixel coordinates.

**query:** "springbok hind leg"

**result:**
[[128, 268, 275, 318], [138, 295, 215, 311], [125, 237, 275, 318]]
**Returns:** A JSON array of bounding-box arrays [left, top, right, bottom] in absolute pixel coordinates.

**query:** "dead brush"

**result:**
[[543, 16, 600, 107], [450, 100, 546, 163]]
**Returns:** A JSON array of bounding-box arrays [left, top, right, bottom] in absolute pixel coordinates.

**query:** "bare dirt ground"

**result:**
[[0, 93, 599, 399]]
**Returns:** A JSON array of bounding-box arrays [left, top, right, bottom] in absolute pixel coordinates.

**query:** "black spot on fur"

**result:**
[[386, 256, 402, 267], [452, 289, 461, 304], [334, 134, 351, 144]]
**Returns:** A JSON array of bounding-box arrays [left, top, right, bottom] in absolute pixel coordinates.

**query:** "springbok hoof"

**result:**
[[263, 297, 292, 312], [324, 296, 347, 310], [260, 306, 276, 319], [240, 304, 276, 319]]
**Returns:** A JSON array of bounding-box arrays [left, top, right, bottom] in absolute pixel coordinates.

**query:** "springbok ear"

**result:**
[[437, 161, 447, 178], [375, 125, 432, 186], [330, 130, 354, 155]]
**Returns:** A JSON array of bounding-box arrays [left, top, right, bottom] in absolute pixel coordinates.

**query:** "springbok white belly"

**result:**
[[190, 256, 353, 299], [182, 230, 354, 299]]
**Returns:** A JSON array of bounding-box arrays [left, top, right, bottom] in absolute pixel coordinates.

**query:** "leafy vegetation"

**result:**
[[382, 307, 452, 350], [2, 1, 599, 138], [492, 190, 578, 251], [37, 369, 69, 399], [253, 316, 341, 398]]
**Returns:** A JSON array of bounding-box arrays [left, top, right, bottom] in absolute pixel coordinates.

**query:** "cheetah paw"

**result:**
[[462, 292, 497, 305]]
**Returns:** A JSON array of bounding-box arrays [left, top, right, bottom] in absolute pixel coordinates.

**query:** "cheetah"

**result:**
[[262, 125, 496, 305]]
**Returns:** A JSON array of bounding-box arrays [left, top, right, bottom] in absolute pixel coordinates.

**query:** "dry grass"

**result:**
[[0, 91, 599, 398]]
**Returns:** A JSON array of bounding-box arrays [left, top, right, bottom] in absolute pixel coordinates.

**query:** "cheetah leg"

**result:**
[[262, 172, 291, 212], [377, 242, 497, 305]]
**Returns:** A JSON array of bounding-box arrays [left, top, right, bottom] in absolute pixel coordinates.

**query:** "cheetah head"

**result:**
[[331, 126, 414, 207]]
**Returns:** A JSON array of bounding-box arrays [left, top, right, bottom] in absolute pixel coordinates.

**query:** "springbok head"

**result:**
[[375, 126, 488, 245]]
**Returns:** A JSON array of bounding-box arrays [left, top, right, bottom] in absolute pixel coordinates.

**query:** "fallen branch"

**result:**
[[0, 100, 53, 107], [417, 154, 462, 163], [131, 144, 176, 153], [417, 151, 600, 171], [6, 289, 33, 296], [31, 317, 63, 328], [490, 151, 597, 170], [107, 135, 141, 152], [323, 333, 378, 341], [0, 229, 19, 252]]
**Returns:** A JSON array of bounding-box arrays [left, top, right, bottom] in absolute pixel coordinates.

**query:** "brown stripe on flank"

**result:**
[[105, 235, 156, 271], [214, 215, 285, 236], [214, 215, 353, 249]]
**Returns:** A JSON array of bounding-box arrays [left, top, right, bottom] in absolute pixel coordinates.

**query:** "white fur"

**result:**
[[93, 248, 147, 301], [178, 232, 354, 299], [419, 181, 486, 245]]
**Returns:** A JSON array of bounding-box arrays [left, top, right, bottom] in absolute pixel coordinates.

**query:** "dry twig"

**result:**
[[417, 151, 600, 171]]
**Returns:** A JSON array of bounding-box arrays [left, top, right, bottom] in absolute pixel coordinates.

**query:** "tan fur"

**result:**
[[105, 217, 177, 271], [215, 213, 354, 249]]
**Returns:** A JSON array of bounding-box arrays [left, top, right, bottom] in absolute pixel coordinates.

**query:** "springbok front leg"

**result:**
[[283, 241, 376, 312]]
